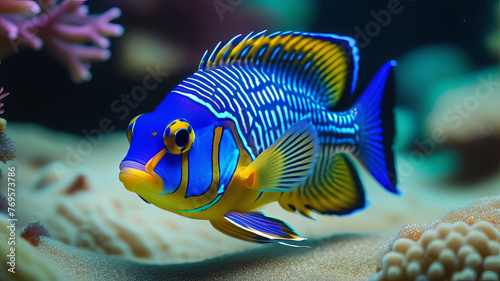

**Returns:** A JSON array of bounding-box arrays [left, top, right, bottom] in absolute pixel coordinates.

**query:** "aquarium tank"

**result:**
[[0, 0, 499, 280]]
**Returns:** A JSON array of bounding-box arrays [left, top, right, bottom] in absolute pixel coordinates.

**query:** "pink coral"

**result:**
[[0, 87, 8, 114], [0, 0, 123, 82]]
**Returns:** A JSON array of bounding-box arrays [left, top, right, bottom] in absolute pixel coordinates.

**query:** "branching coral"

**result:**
[[0, 0, 123, 82], [0, 87, 8, 115]]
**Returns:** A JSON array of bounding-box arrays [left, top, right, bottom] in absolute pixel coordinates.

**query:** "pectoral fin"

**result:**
[[239, 119, 318, 192], [210, 211, 305, 245]]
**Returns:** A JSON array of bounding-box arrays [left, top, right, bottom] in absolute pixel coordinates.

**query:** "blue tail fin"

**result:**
[[353, 60, 398, 193]]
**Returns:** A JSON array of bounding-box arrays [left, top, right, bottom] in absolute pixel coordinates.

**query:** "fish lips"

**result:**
[[119, 160, 163, 194]]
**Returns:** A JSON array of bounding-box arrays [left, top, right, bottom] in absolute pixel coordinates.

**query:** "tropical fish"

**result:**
[[119, 31, 398, 246]]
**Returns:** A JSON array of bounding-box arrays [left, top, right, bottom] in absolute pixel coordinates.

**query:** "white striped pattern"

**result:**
[[174, 65, 359, 159]]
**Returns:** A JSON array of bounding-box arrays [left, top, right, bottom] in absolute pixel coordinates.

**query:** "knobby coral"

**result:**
[[371, 195, 500, 281], [370, 221, 500, 281], [0, 0, 123, 82]]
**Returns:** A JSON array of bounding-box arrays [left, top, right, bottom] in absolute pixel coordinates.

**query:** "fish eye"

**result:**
[[174, 129, 190, 148], [127, 114, 143, 144], [164, 119, 195, 154]]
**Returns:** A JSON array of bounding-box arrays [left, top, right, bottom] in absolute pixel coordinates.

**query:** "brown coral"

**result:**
[[21, 222, 51, 246], [0, 214, 62, 281], [0, 193, 7, 214], [0, 131, 15, 163]]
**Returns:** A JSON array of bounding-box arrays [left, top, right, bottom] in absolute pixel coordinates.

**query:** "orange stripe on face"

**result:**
[[145, 148, 167, 173]]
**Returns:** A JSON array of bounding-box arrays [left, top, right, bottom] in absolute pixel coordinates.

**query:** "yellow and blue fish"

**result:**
[[119, 31, 398, 246]]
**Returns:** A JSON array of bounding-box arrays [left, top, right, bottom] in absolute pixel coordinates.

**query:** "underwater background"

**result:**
[[0, 0, 499, 280]]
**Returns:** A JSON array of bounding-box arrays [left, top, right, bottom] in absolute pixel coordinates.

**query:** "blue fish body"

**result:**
[[120, 31, 398, 245]]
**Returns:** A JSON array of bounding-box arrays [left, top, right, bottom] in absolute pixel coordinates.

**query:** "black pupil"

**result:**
[[174, 129, 190, 148]]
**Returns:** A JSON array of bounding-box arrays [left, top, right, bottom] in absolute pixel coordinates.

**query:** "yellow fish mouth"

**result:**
[[119, 161, 163, 194]]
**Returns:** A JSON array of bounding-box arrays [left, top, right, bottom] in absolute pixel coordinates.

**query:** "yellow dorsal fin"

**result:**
[[199, 31, 360, 109], [239, 119, 318, 192]]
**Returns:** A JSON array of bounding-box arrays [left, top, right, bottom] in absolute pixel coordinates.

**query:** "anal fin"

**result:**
[[279, 153, 366, 217], [210, 212, 305, 245]]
